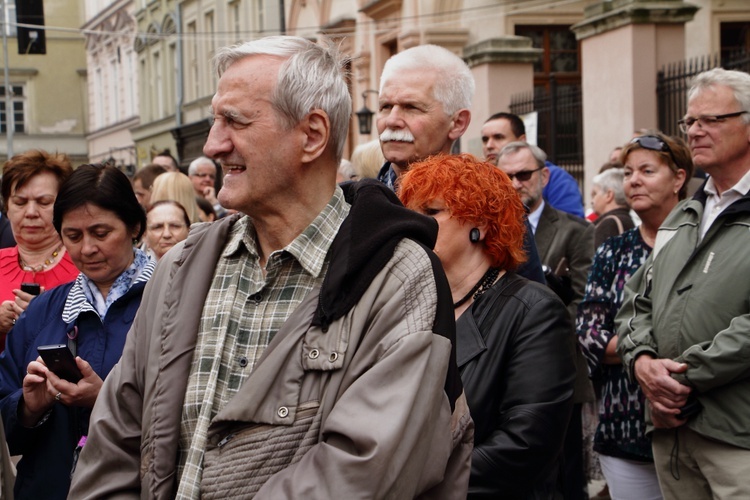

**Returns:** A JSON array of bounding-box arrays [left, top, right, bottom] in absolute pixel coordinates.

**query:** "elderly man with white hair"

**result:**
[[188, 156, 226, 217], [376, 44, 546, 285], [618, 67, 750, 498], [70, 36, 472, 499]]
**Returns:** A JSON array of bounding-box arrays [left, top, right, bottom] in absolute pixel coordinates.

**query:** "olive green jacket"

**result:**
[[617, 188, 750, 447]]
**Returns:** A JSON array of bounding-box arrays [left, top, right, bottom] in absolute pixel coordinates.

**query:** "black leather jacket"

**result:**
[[457, 272, 576, 499]]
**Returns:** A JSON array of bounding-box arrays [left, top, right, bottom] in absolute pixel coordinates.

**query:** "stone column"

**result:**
[[462, 37, 541, 157], [571, 0, 698, 205]]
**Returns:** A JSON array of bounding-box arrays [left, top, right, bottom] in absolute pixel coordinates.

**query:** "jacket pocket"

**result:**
[[201, 400, 321, 499]]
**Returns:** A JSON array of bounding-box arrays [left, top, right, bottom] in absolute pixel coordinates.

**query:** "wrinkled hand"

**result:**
[[0, 300, 18, 335], [650, 402, 686, 429], [202, 186, 219, 206], [634, 355, 691, 415], [45, 356, 103, 409]]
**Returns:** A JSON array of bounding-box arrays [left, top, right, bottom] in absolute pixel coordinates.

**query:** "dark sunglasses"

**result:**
[[630, 135, 676, 163], [506, 166, 542, 182]]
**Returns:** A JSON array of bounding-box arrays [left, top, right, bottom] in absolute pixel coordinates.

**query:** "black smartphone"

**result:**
[[37, 344, 82, 383], [20, 283, 41, 296]]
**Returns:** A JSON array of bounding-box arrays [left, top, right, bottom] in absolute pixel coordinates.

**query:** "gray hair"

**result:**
[[592, 168, 628, 207], [688, 68, 750, 125], [188, 156, 215, 176], [213, 36, 352, 162], [496, 141, 547, 170], [380, 44, 475, 115]]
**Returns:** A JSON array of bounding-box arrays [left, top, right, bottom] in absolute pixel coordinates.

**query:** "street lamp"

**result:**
[[355, 89, 379, 135]]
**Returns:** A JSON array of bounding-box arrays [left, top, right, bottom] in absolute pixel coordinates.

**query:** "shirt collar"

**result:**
[[62, 248, 155, 323], [222, 186, 350, 278], [528, 200, 545, 234], [703, 168, 750, 198]]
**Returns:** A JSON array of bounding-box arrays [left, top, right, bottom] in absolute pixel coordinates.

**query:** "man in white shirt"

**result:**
[[617, 67, 750, 498]]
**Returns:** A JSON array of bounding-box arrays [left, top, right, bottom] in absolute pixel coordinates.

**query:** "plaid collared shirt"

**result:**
[[175, 187, 349, 499]]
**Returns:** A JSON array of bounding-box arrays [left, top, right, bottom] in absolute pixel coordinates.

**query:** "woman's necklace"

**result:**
[[18, 244, 64, 273], [453, 267, 500, 308]]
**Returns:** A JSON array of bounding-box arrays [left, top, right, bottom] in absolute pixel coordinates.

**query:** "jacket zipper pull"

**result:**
[[217, 433, 235, 448]]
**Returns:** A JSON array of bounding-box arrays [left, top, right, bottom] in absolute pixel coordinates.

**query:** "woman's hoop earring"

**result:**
[[469, 228, 480, 243]]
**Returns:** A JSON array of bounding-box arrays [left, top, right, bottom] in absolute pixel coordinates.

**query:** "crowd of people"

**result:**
[[0, 34, 747, 500]]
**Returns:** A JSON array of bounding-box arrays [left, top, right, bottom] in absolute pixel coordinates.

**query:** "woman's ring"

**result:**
[[55, 392, 62, 402], [11, 318, 15, 325]]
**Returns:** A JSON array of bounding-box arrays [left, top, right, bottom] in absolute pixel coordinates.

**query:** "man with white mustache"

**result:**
[[376, 45, 471, 190], [376, 44, 545, 284]]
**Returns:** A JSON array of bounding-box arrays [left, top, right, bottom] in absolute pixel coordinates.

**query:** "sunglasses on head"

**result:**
[[506, 166, 542, 182], [630, 135, 676, 163]]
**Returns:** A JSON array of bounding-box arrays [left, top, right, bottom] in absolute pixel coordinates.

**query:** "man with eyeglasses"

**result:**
[[496, 141, 594, 317], [188, 156, 227, 218], [617, 67, 750, 498], [481, 112, 585, 218]]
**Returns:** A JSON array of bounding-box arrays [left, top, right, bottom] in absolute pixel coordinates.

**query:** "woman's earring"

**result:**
[[469, 228, 480, 243]]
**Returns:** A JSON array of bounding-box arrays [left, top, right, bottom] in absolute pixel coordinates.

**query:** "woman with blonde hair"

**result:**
[[350, 139, 386, 180], [149, 172, 201, 224]]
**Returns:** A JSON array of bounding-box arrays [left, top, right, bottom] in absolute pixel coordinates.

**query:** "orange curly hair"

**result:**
[[398, 153, 527, 270]]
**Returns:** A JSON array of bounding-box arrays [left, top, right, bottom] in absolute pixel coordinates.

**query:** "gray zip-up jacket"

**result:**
[[69, 181, 472, 499], [617, 186, 750, 448]]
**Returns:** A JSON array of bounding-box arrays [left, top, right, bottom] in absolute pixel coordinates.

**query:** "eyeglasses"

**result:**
[[677, 111, 748, 134], [192, 172, 215, 179], [505, 167, 542, 182], [147, 222, 187, 234], [630, 135, 676, 163]]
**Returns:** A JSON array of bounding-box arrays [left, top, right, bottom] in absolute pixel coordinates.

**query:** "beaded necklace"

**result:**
[[453, 267, 500, 308], [19, 244, 64, 273]]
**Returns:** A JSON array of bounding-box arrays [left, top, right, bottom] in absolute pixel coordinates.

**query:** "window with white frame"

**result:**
[[110, 57, 120, 124], [124, 48, 136, 117], [186, 20, 198, 101], [0, 84, 25, 133], [94, 67, 103, 129], [153, 50, 163, 118], [230, 1, 241, 43], [204, 11, 215, 97], [168, 41, 176, 115], [255, 0, 264, 32], [1, 0, 15, 37]]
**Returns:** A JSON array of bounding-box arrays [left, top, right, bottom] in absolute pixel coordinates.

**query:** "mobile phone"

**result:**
[[20, 283, 41, 296], [37, 344, 82, 383]]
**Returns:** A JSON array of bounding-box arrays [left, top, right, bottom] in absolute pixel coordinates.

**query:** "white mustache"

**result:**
[[380, 129, 415, 143]]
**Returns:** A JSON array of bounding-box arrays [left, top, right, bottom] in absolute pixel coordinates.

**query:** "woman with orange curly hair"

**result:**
[[399, 154, 576, 498]]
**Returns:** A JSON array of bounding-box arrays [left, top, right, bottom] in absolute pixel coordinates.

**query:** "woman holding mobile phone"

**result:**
[[0, 150, 78, 348], [0, 164, 155, 499]]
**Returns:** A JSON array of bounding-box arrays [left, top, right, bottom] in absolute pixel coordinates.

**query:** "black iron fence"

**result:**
[[657, 50, 750, 137], [510, 76, 584, 186]]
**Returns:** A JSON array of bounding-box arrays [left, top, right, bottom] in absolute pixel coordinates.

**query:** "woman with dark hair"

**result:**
[[0, 163, 155, 499], [577, 131, 694, 500], [0, 150, 77, 345], [146, 200, 191, 260], [399, 154, 576, 498]]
